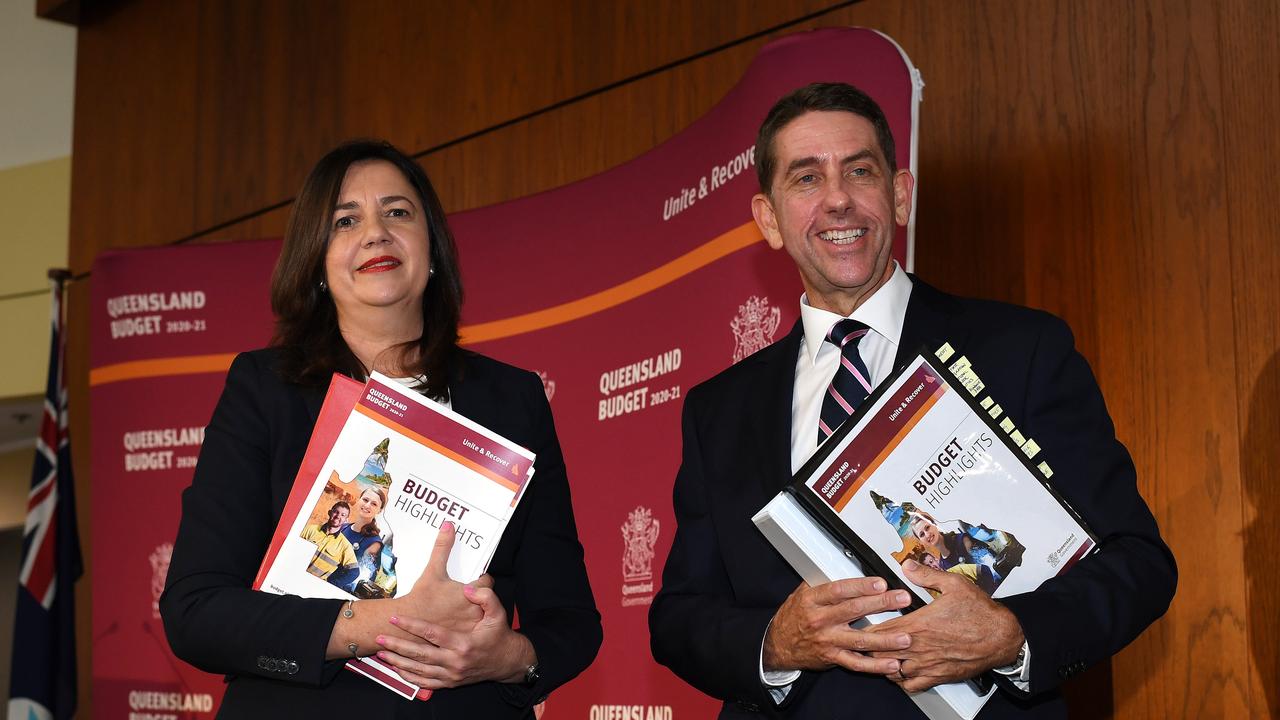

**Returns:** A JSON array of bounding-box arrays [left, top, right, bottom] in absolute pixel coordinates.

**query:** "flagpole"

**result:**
[[9, 266, 83, 720]]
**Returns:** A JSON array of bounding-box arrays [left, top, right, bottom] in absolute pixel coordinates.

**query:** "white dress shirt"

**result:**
[[758, 264, 1029, 700], [789, 264, 912, 470]]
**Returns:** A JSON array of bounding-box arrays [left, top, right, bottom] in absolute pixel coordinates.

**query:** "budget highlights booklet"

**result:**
[[754, 344, 1097, 720], [254, 371, 535, 699]]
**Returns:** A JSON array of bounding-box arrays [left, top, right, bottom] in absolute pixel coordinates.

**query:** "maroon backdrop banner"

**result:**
[[89, 28, 920, 719]]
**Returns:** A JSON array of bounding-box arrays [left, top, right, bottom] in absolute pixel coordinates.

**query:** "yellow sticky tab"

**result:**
[[980, 396, 994, 409], [949, 356, 971, 375], [1022, 439, 1041, 459], [1037, 461, 1053, 478], [999, 417, 1016, 433], [935, 343, 956, 362], [1010, 430, 1026, 446], [988, 404, 1003, 419]]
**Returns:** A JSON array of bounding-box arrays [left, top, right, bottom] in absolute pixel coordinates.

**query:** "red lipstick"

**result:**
[[356, 256, 402, 272]]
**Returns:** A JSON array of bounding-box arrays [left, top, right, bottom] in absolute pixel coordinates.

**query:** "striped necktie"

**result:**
[[818, 319, 873, 444]]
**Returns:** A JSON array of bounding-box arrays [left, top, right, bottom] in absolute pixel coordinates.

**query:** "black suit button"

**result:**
[[287, 661, 299, 675]]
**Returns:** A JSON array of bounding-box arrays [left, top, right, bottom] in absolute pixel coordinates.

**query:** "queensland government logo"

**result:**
[[536, 370, 556, 402], [149, 542, 173, 618], [730, 295, 781, 363], [620, 506, 659, 607]]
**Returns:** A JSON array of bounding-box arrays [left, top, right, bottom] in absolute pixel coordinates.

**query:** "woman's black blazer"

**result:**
[[161, 348, 601, 718]]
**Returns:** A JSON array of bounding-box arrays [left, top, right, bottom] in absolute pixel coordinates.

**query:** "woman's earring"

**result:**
[[428, 267, 435, 277], [318, 279, 328, 293]]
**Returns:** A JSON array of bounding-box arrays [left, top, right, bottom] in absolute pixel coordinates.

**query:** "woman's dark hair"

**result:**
[[271, 139, 463, 400]]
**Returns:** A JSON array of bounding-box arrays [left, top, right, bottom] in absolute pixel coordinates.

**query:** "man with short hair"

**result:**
[[301, 501, 358, 580], [649, 83, 1175, 717]]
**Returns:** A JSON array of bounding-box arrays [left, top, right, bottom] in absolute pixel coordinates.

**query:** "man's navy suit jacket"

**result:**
[[650, 277, 1176, 719]]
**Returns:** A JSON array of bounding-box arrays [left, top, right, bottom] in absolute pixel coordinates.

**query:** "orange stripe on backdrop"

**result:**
[[87, 221, 764, 386], [458, 221, 763, 344], [88, 353, 239, 387], [832, 385, 948, 513]]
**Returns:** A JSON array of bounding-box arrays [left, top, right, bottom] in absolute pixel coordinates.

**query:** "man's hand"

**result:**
[[869, 560, 1024, 692], [763, 577, 913, 675]]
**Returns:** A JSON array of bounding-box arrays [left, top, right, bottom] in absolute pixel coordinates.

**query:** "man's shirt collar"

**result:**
[[799, 262, 911, 366]]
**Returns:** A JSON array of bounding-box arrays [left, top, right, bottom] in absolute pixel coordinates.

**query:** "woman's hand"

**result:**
[[374, 584, 537, 689], [394, 521, 489, 631], [327, 521, 491, 660]]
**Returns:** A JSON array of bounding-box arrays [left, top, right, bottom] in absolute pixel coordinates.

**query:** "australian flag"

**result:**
[[9, 274, 82, 720]]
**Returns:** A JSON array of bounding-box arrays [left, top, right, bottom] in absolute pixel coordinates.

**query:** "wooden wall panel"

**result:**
[[1081, 3, 1248, 717], [1219, 0, 1280, 717], [182, 0, 837, 245], [63, 1, 1278, 717], [68, 0, 200, 273]]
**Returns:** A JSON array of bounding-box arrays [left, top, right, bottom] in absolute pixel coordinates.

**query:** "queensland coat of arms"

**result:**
[[621, 506, 660, 582], [730, 295, 781, 363], [150, 542, 173, 618], [536, 370, 556, 402]]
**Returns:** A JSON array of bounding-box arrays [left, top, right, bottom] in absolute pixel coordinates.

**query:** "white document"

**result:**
[[753, 492, 995, 720]]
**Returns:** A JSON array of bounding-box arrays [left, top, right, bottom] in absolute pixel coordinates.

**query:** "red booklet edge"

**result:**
[[252, 373, 364, 589], [250, 372, 433, 701]]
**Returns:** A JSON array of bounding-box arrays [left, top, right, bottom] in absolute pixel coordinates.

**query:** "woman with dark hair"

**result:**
[[161, 140, 601, 717], [268, 140, 465, 399]]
